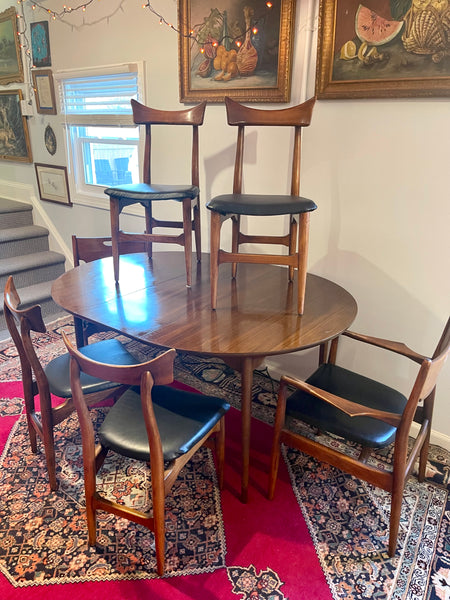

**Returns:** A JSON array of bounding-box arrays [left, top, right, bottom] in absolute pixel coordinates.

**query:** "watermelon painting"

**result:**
[[355, 5, 404, 45], [327, 0, 450, 86]]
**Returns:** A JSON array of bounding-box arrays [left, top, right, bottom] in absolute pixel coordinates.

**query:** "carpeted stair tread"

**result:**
[[0, 224, 49, 243], [0, 199, 33, 230], [0, 225, 50, 259], [0, 250, 65, 275], [0, 198, 33, 215]]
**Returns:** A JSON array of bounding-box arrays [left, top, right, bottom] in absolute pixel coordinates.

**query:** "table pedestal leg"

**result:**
[[225, 355, 265, 503]]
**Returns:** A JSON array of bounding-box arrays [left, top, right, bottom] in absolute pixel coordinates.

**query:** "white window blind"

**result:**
[[62, 72, 138, 115]]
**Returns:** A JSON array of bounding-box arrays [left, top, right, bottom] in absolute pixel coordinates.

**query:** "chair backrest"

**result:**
[[63, 330, 175, 388], [224, 95, 316, 196], [72, 235, 147, 266], [3, 276, 49, 398], [401, 317, 450, 430], [130, 99, 207, 187]]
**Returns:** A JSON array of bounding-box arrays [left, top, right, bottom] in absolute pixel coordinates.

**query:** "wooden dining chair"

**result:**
[[62, 332, 229, 576], [207, 96, 317, 314], [268, 317, 450, 557], [71, 235, 146, 347], [104, 100, 207, 288], [3, 275, 138, 490]]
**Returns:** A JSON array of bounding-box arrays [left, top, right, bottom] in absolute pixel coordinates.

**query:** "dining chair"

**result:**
[[3, 275, 138, 491], [71, 235, 146, 347], [268, 317, 450, 557], [104, 99, 207, 287], [62, 332, 229, 575], [207, 96, 317, 314]]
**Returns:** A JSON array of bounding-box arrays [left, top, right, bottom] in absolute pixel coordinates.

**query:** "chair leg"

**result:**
[[153, 481, 166, 576], [216, 418, 226, 489], [210, 211, 221, 310], [296, 212, 310, 315], [22, 380, 38, 453], [231, 215, 240, 279], [86, 498, 97, 546], [388, 484, 404, 557], [182, 198, 193, 287], [110, 199, 121, 284], [288, 216, 297, 282], [418, 391, 434, 482], [41, 406, 58, 490], [144, 204, 153, 259], [193, 199, 201, 263]]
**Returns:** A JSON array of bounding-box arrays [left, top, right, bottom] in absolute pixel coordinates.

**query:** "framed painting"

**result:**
[[30, 20, 51, 68], [35, 163, 72, 206], [32, 69, 57, 114], [0, 7, 24, 85], [316, 0, 450, 99], [178, 0, 296, 103], [0, 90, 32, 163]]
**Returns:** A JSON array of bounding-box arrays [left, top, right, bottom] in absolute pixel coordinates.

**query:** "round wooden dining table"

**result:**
[[52, 251, 357, 501]]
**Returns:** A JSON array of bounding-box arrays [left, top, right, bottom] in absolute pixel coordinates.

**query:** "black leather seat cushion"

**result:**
[[286, 363, 407, 448], [104, 183, 199, 202], [99, 385, 230, 463], [45, 338, 138, 398], [207, 194, 317, 216]]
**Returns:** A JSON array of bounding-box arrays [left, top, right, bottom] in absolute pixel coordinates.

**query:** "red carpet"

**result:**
[[0, 381, 330, 600]]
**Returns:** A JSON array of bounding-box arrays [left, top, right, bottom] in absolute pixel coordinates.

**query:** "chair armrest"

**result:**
[[280, 375, 402, 428], [343, 330, 426, 364]]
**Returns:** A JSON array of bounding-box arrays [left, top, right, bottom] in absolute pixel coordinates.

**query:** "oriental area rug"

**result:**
[[0, 316, 449, 600]]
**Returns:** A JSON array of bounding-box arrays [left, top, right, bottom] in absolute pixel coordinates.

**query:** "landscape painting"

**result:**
[[0, 6, 24, 84], [316, 0, 450, 98], [0, 90, 32, 163]]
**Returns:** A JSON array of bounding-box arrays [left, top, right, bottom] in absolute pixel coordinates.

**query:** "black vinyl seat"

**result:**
[[99, 384, 229, 463], [287, 363, 408, 448]]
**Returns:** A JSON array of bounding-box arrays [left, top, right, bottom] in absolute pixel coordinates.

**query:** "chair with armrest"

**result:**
[[104, 99, 207, 288], [62, 332, 230, 575], [268, 317, 450, 557], [207, 96, 317, 314], [71, 235, 147, 347], [3, 275, 138, 491]]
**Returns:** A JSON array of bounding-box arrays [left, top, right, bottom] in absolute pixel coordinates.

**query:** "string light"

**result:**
[[16, 0, 102, 21]]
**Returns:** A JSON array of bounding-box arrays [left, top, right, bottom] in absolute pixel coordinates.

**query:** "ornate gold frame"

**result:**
[[316, 0, 450, 99], [0, 90, 32, 163], [0, 7, 24, 85], [179, 0, 296, 103]]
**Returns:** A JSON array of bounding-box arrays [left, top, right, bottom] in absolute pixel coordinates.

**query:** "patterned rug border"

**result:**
[[0, 406, 227, 588]]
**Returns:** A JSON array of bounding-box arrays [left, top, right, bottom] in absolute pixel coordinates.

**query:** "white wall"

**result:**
[[1, 0, 449, 443]]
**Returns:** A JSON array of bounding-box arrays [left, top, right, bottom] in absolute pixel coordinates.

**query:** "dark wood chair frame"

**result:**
[[208, 96, 317, 314], [108, 100, 207, 288], [63, 333, 226, 576], [268, 318, 450, 557], [71, 235, 146, 347], [3, 276, 125, 490]]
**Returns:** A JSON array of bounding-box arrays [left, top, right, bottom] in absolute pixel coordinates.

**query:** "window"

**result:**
[[58, 64, 143, 201]]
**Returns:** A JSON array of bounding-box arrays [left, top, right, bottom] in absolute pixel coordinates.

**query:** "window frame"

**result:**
[[55, 62, 145, 211]]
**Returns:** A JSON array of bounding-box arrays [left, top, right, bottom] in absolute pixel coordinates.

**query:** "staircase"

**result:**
[[0, 198, 67, 338]]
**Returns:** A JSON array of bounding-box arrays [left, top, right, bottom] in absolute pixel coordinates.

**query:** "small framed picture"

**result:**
[[30, 21, 51, 68], [35, 163, 72, 206], [32, 69, 57, 115]]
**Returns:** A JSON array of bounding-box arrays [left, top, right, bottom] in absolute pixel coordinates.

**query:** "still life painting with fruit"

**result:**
[[186, 0, 284, 91], [332, 0, 449, 81]]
